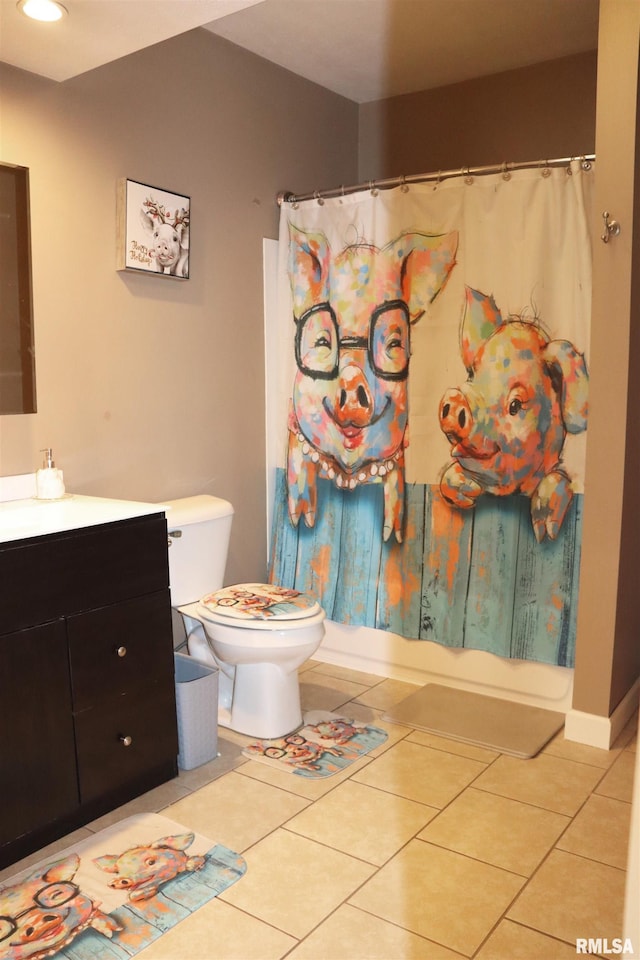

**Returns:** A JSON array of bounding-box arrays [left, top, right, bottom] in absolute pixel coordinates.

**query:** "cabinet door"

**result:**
[[0, 620, 78, 846]]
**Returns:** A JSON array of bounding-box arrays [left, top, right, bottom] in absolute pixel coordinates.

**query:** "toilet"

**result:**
[[163, 495, 326, 739]]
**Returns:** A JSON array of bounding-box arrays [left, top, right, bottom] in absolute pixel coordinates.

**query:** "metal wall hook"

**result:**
[[601, 211, 621, 243]]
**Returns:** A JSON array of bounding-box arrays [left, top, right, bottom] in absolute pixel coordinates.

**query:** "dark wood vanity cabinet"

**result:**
[[0, 513, 179, 868]]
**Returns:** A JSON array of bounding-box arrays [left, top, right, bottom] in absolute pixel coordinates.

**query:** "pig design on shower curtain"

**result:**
[[287, 224, 458, 542], [438, 286, 589, 542]]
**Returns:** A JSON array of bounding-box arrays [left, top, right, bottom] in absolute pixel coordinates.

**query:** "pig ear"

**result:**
[[153, 833, 195, 852], [390, 231, 458, 322], [139, 209, 154, 236], [177, 223, 189, 252], [544, 340, 589, 433], [42, 854, 80, 883], [93, 854, 120, 874], [288, 224, 330, 316], [460, 287, 504, 370]]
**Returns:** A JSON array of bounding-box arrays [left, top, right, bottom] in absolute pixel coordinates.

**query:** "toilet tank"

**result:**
[[162, 495, 234, 606]]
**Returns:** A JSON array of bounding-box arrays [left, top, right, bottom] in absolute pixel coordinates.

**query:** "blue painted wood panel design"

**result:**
[[418, 487, 471, 647], [378, 483, 427, 636], [269, 468, 582, 667], [464, 494, 524, 658]]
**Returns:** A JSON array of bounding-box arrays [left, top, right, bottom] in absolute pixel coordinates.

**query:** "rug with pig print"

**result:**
[[241, 710, 388, 778], [0, 813, 246, 960]]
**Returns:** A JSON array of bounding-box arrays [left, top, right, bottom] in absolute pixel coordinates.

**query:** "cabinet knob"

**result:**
[[167, 529, 182, 548], [116, 646, 127, 658], [119, 735, 133, 747]]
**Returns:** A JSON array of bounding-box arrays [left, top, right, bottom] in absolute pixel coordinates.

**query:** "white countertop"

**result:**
[[0, 495, 167, 544]]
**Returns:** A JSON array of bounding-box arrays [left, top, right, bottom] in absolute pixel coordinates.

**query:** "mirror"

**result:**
[[0, 163, 36, 414]]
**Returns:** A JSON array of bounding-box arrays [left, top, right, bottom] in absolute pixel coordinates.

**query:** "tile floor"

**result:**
[[2, 659, 636, 959]]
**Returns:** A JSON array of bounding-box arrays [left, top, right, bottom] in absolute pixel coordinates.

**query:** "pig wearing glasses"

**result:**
[[288, 224, 458, 541], [0, 854, 120, 960], [438, 286, 589, 542]]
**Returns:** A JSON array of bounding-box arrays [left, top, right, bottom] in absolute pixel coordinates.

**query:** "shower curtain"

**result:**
[[268, 161, 594, 667]]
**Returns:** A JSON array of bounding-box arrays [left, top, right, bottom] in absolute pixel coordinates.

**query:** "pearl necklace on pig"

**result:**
[[38, 917, 95, 958], [292, 428, 404, 490]]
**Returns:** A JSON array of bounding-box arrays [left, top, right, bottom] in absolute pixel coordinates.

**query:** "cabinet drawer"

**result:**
[[68, 591, 174, 711], [74, 684, 178, 803], [0, 514, 169, 634]]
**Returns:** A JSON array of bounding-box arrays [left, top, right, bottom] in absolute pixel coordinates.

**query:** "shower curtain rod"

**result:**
[[276, 154, 595, 206]]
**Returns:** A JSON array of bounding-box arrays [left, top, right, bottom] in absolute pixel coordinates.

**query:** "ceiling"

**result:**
[[0, 0, 600, 104]]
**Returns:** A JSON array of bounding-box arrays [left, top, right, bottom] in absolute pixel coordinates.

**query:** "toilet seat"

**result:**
[[197, 582, 323, 632]]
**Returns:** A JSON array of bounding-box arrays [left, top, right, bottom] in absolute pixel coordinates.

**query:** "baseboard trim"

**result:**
[[564, 678, 640, 749]]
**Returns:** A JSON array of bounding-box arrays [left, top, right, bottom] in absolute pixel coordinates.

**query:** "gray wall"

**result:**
[[358, 51, 597, 180], [0, 30, 358, 585]]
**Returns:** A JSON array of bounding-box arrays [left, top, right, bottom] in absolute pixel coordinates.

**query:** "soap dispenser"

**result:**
[[36, 448, 66, 500]]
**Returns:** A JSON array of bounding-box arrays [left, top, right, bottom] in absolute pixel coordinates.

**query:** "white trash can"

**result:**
[[174, 652, 219, 770]]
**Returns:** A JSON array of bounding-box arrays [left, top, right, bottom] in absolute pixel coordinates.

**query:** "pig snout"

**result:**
[[440, 388, 472, 444], [108, 877, 136, 890], [154, 239, 177, 260], [332, 362, 374, 441], [439, 387, 500, 460], [12, 909, 63, 944]]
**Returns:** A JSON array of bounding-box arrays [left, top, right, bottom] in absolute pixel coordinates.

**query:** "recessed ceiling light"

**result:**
[[18, 0, 67, 22]]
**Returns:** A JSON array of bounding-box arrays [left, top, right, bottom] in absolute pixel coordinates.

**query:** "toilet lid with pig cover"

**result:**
[[199, 583, 321, 621]]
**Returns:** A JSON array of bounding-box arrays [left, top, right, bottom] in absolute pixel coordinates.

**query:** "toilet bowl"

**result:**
[[162, 496, 326, 739], [180, 583, 325, 738]]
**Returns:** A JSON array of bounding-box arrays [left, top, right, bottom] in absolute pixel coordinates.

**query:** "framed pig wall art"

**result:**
[[116, 179, 190, 279]]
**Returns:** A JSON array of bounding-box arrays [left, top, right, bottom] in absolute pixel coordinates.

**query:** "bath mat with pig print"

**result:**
[[0, 813, 246, 960], [242, 710, 388, 778]]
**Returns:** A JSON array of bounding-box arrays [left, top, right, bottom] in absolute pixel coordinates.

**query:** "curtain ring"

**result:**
[[463, 167, 473, 185], [369, 179, 379, 197], [540, 160, 551, 179], [314, 190, 325, 205], [400, 174, 409, 194], [501, 161, 511, 181]]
